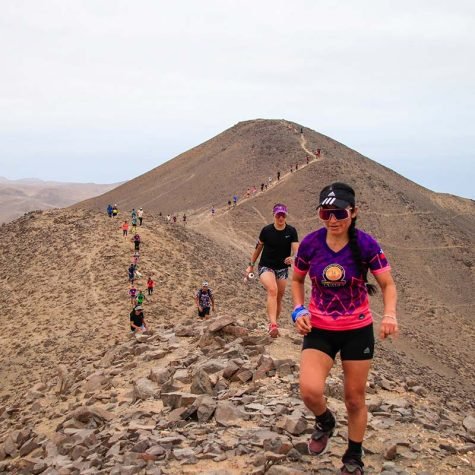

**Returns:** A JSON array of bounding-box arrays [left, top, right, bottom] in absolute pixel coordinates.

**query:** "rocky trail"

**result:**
[[0, 208, 474, 474]]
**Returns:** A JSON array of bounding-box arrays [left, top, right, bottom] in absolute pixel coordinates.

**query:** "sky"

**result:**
[[1, 0, 474, 198]]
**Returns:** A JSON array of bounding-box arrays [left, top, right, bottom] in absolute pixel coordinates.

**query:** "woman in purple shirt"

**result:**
[[292, 183, 398, 475]]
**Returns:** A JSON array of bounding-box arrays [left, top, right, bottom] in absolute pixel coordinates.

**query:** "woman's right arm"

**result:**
[[247, 241, 263, 274]]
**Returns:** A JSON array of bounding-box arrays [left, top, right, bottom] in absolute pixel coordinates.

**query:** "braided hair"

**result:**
[[348, 215, 377, 296]]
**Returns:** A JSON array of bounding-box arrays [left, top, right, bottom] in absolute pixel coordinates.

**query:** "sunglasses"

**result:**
[[318, 208, 351, 221], [275, 212, 287, 218]]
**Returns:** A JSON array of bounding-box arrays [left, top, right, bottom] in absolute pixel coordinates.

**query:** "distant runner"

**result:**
[[136, 289, 146, 306], [132, 233, 141, 252], [130, 305, 147, 333], [137, 208, 144, 226], [112, 204, 118, 217], [147, 277, 155, 296], [121, 220, 129, 239], [128, 264, 136, 284], [194, 282, 215, 319], [246, 203, 299, 338], [107, 204, 113, 218], [128, 285, 138, 305]]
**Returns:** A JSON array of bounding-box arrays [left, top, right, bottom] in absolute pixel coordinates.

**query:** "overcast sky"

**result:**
[[1, 1, 474, 198]]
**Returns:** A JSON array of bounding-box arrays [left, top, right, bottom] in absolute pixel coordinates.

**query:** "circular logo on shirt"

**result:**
[[323, 264, 344, 281], [322, 264, 346, 287]]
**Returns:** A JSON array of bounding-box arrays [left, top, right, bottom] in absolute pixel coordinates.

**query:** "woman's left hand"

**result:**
[[379, 316, 398, 339]]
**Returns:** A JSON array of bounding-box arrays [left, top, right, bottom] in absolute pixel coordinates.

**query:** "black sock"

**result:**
[[343, 439, 363, 463], [315, 408, 336, 431]]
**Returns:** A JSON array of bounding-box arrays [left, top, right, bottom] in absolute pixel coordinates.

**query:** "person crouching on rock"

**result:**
[[291, 182, 398, 475], [194, 282, 215, 319], [130, 305, 147, 333], [246, 203, 299, 338]]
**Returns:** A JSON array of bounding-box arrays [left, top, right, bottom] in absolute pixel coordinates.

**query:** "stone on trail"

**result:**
[[223, 360, 241, 380], [276, 414, 308, 436], [214, 401, 247, 427], [463, 415, 475, 435], [149, 367, 173, 384], [267, 466, 307, 475], [161, 391, 198, 409], [83, 372, 109, 393], [173, 447, 197, 463], [70, 406, 114, 426], [134, 333, 150, 343], [142, 349, 167, 361], [190, 368, 214, 395], [383, 442, 398, 460], [208, 315, 235, 333], [134, 378, 160, 400]]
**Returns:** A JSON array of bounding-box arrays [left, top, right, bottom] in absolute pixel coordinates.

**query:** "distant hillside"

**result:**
[[0, 177, 120, 223]]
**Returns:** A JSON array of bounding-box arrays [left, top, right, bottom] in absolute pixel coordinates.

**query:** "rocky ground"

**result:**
[[0, 209, 474, 474]]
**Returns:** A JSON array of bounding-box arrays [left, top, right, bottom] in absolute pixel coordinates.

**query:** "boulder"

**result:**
[[208, 315, 235, 333], [149, 367, 173, 384], [463, 415, 475, 435], [190, 369, 214, 395], [70, 406, 114, 427], [276, 414, 307, 435], [161, 392, 198, 409], [83, 373, 109, 393], [134, 378, 160, 400], [214, 401, 247, 427]]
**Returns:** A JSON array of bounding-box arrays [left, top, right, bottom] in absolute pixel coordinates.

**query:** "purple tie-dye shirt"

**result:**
[[294, 228, 390, 330]]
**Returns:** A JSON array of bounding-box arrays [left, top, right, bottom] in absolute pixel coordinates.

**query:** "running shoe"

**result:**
[[268, 323, 279, 338], [340, 458, 364, 474], [307, 425, 334, 456]]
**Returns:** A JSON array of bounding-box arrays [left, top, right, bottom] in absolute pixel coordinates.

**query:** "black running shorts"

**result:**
[[302, 324, 374, 360], [198, 307, 210, 318]]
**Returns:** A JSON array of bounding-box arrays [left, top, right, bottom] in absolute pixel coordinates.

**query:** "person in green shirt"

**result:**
[[136, 290, 146, 306]]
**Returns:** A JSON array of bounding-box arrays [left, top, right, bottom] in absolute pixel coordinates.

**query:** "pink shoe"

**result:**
[[268, 323, 279, 338]]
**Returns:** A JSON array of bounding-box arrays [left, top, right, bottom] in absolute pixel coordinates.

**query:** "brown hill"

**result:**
[[1, 209, 474, 474], [0, 120, 474, 473], [80, 119, 475, 386], [0, 178, 120, 224]]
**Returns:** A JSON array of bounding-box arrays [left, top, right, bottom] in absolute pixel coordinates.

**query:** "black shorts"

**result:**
[[134, 242, 140, 250], [302, 324, 374, 361], [198, 307, 210, 318]]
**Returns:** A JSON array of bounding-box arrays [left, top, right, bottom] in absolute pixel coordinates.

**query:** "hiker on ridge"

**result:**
[[121, 220, 129, 239], [291, 182, 398, 475], [132, 233, 141, 252], [194, 281, 215, 319], [130, 305, 148, 333], [147, 277, 155, 296], [246, 203, 299, 338]]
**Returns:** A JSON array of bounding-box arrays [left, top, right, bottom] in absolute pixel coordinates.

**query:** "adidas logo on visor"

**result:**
[[322, 196, 337, 205]]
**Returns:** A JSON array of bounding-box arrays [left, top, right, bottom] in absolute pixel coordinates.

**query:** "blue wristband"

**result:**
[[291, 305, 309, 323]]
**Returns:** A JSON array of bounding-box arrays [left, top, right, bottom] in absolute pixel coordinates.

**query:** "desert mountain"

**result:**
[[0, 177, 120, 224], [82, 119, 475, 386], [0, 120, 474, 473]]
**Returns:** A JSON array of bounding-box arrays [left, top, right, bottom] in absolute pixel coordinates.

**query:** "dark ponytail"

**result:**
[[348, 216, 377, 296]]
